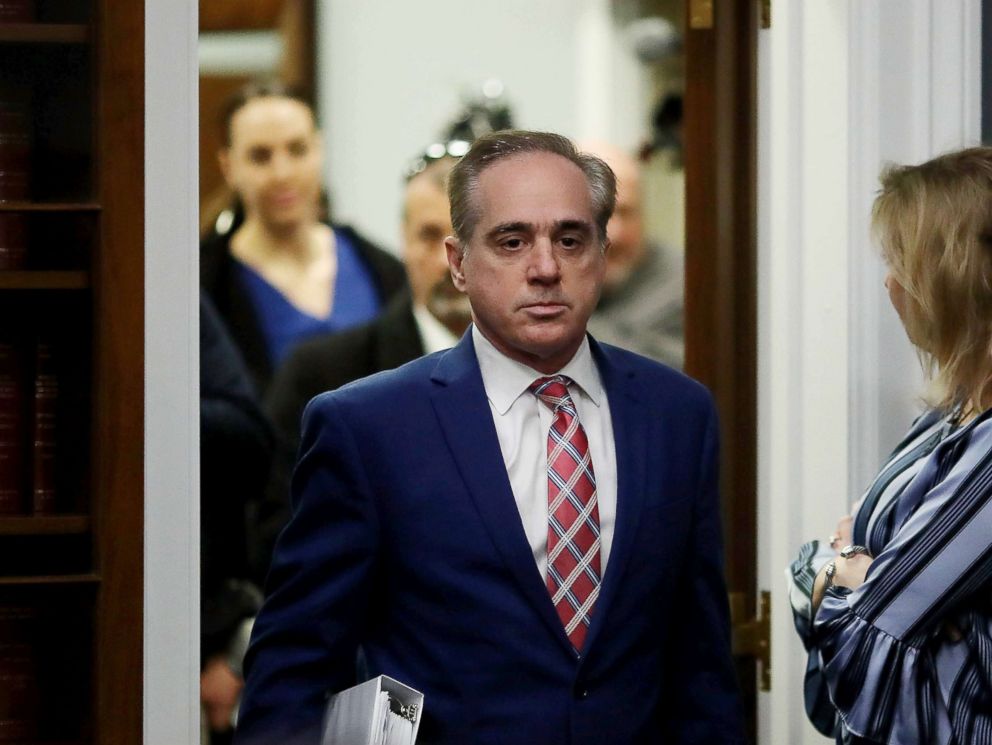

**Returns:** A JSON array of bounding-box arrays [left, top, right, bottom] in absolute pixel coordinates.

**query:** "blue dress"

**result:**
[[236, 228, 382, 367], [789, 408, 992, 744]]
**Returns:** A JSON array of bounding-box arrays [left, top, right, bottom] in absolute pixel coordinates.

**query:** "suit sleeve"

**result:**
[[661, 399, 746, 744], [234, 394, 380, 745]]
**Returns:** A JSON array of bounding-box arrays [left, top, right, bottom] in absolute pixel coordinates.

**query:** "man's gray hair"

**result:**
[[447, 130, 617, 248]]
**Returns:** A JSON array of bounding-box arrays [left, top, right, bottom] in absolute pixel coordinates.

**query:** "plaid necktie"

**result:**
[[530, 375, 601, 652]]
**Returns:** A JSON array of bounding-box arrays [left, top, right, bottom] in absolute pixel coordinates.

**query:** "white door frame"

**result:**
[[756, 1, 980, 742], [145, 0, 200, 742]]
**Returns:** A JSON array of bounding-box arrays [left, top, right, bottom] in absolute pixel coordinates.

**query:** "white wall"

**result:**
[[757, 1, 981, 742], [145, 0, 200, 742], [318, 0, 647, 251]]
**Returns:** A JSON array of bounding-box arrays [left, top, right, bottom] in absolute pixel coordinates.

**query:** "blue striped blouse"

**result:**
[[789, 408, 992, 744]]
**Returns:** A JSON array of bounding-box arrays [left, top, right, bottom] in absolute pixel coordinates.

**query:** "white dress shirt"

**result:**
[[472, 325, 618, 579], [412, 304, 461, 354]]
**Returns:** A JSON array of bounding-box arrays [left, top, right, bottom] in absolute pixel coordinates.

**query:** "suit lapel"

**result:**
[[579, 340, 648, 657], [430, 334, 575, 656]]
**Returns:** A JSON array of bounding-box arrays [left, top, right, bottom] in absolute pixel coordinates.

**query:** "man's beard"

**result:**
[[426, 273, 473, 335]]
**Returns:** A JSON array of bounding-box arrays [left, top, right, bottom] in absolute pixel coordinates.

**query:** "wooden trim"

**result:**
[[94, 0, 144, 741], [683, 0, 759, 732]]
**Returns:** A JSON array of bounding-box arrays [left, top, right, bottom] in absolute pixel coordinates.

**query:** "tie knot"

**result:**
[[530, 375, 575, 410]]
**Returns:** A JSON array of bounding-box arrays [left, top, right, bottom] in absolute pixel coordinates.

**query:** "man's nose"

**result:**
[[527, 239, 561, 283]]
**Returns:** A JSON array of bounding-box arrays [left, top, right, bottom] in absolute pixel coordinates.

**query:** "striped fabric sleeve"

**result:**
[[812, 417, 992, 743]]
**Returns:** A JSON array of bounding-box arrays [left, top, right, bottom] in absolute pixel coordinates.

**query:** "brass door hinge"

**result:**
[[730, 590, 771, 691], [689, 0, 714, 29], [761, 0, 771, 28]]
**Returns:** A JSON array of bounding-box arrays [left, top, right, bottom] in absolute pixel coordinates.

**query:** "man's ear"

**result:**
[[445, 236, 467, 291]]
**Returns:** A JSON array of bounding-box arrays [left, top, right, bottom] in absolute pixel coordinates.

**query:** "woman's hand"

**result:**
[[813, 514, 873, 615], [832, 552, 873, 590]]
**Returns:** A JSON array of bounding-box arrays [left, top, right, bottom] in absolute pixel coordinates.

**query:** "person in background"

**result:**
[[789, 147, 992, 744], [199, 293, 273, 744], [200, 81, 406, 396], [250, 155, 472, 582], [234, 130, 743, 745], [581, 141, 684, 368]]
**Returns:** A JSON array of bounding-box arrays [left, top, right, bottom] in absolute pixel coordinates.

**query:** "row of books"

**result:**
[[0, 2, 34, 23], [0, 340, 57, 515], [0, 85, 33, 270], [0, 605, 40, 742]]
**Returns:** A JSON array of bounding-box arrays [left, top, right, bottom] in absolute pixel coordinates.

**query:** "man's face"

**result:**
[[219, 96, 323, 232], [445, 152, 607, 374], [402, 174, 470, 332], [602, 157, 645, 290]]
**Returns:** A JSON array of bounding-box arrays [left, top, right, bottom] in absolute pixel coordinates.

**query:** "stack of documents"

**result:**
[[321, 675, 423, 745]]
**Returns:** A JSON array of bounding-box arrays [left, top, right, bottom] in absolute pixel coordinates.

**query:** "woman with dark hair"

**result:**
[[201, 81, 406, 395], [789, 147, 992, 744]]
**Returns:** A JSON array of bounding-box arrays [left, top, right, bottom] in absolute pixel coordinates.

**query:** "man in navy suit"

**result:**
[[235, 130, 744, 745]]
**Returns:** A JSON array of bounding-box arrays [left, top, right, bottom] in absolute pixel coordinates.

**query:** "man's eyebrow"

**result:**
[[554, 219, 593, 234], [484, 222, 532, 240]]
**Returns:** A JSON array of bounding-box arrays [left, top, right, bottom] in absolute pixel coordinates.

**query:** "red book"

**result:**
[[0, 214, 27, 271], [0, 87, 31, 203], [31, 341, 56, 514], [0, 342, 24, 515], [0, 605, 40, 742], [0, 1, 34, 23]]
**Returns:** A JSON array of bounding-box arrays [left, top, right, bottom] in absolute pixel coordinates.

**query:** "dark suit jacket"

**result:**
[[235, 332, 744, 745], [250, 294, 426, 582], [200, 223, 407, 396], [199, 293, 272, 664]]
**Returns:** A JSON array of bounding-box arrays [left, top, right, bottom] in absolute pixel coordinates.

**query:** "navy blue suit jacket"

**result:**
[[235, 332, 744, 745]]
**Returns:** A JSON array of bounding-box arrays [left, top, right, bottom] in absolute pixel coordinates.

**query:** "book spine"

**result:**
[[0, 605, 40, 742], [31, 341, 56, 515], [0, 214, 27, 271], [0, 1, 34, 23], [0, 342, 24, 515], [0, 85, 32, 202]]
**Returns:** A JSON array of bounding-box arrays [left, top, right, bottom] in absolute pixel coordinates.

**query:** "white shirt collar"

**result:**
[[412, 303, 461, 355], [471, 324, 603, 415]]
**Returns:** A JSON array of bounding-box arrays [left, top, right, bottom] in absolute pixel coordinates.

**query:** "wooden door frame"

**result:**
[[683, 0, 759, 737]]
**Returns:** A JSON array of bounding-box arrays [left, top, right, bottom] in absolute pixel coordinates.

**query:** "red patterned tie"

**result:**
[[530, 375, 601, 652]]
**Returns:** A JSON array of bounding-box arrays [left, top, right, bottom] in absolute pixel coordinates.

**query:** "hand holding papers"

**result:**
[[320, 675, 423, 745]]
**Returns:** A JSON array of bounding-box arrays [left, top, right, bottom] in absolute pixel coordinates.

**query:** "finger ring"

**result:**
[[828, 534, 840, 548]]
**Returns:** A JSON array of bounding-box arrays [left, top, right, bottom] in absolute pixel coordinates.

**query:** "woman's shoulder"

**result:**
[[332, 223, 407, 298]]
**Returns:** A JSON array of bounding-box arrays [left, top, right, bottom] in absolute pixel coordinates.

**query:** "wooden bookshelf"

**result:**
[[0, 202, 101, 212], [0, 573, 99, 586], [0, 24, 89, 44], [0, 515, 89, 535], [0, 1, 144, 742], [0, 271, 89, 289]]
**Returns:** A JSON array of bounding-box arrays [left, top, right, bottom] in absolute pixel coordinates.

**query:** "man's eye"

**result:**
[[560, 236, 582, 249], [288, 141, 309, 157], [502, 238, 524, 250]]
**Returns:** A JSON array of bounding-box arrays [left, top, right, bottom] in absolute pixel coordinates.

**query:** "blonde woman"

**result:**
[[789, 147, 992, 744]]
